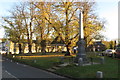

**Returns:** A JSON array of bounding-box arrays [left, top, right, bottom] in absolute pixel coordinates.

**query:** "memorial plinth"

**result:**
[[75, 11, 87, 63]]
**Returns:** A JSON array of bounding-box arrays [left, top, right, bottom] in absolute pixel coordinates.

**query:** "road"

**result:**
[[1, 55, 70, 80]]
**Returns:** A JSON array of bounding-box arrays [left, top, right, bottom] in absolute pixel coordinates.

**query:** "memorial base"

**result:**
[[74, 39, 88, 63]]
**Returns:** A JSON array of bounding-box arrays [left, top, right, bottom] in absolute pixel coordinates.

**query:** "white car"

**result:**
[[104, 49, 115, 56]]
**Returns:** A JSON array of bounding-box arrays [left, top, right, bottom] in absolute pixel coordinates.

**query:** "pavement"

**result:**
[[1, 55, 71, 80], [0, 55, 2, 80]]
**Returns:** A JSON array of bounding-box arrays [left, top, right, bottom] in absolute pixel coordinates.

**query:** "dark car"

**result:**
[[115, 48, 120, 58]]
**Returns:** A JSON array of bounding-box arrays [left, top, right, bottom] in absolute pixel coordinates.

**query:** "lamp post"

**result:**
[[75, 10, 87, 63]]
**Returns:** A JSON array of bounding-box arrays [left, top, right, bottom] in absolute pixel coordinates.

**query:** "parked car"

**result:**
[[115, 48, 120, 58], [104, 49, 115, 57]]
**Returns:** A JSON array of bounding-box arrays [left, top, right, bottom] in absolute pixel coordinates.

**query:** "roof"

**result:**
[[88, 41, 105, 48], [93, 41, 105, 46], [51, 36, 65, 45]]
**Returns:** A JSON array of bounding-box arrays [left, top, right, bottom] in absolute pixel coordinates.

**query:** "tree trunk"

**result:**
[[41, 47, 46, 53], [14, 43, 16, 54], [35, 43, 39, 53], [35, 44, 38, 53], [28, 44, 32, 54], [65, 44, 70, 56], [19, 43, 22, 54], [40, 40, 46, 54], [50, 47, 54, 52], [22, 43, 26, 54]]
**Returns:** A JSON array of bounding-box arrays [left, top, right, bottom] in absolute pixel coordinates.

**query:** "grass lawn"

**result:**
[[13, 52, 64, 56], [7, 55, 61, 69], [55, 57, 119, 78], [4, 54, 119, 78]]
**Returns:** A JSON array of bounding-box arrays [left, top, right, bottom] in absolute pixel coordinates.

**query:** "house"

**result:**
[[0, 39, 37, 54], [46, 36, 67, 53], [87, 40, 106, 52], [0, 38, 8, 54], [10, 41, 37, 54], [0, 36, 67, 54]]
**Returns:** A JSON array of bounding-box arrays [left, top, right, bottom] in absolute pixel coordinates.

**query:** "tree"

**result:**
[[2, 2, 36, 54], [44, 1, 105, 55], [102, 41, 110, 49], [2, 1, 105, 55], [109, 41, 115, 49], [15, 2, 35, 54], [2, 14, 25, 54], [33, 2, 53, 53], [77, 2, 105, 47], [44, 2, 80, 55]]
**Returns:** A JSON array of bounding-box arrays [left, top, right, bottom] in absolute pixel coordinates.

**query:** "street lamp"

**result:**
[[75, 10, 87, 63]]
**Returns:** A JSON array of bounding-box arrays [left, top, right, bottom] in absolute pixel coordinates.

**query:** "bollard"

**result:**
[[13, 55, 15, 58], [96, 71, 103, 78], [60, 57, 64, 64], [112, 53, 115, 58], [78, 58, 83, 66], [90, 57, 93, 65], [100, 57, 104, 64], [34, 60, 36, 63]]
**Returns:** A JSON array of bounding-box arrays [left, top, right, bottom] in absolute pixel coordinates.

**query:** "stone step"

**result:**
[[52, 66, 60, 70], [75, 62, 100, 66], [47, 68, 55, 72], [58, 63, 70, 67]]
